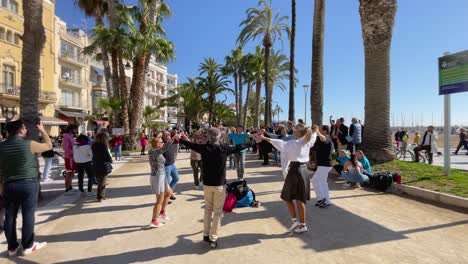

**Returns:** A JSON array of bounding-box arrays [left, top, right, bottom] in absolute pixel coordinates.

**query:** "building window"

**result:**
[[2, 65, 15, 92], [5, 30, 12, 43], [61, 40, 80, 59], [1, 0, 7, 8], [61, 66, 81, 85], [0, 28, 4, 40], [9, 0, 17, 13], [13, 33, 20, 45], [60, 89, 74, 106]]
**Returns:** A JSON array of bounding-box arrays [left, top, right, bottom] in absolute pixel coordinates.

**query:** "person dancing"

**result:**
[[259, 124, 317, 234], [148, 136, 174, 228], [311, 125, 333, 208]]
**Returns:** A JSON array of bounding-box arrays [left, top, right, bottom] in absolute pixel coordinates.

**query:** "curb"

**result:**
[[393, 183, 468, 210]]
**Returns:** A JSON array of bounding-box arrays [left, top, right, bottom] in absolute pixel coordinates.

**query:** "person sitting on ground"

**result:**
[[147, 135, 174, 228], [341, 154, 369, 189], [179, 128, 255, 248], [334, 150, 350, 179], [355, 150, 373, 176]]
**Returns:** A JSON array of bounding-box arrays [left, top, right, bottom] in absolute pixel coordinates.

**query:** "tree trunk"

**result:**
[[254, 78, 262, 128], [243, 82, 252, 128], [144, 0, 162, 74], [263, 41, 272, 127], [288, 0, 296, 122], [95, 16, 113, 99], [233, 72, 239, 121], [118, 55, 129, 135], [359, 0, 397, 163], [311, 0, 325, 126], [111, 50, 120, 99], [129, 56, 147, 148], [238, 66, 243, 126], [20, 0, 45, 139]]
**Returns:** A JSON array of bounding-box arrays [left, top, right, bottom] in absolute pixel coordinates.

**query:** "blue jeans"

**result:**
[[42, 157, 53, 180], [342, 170, 369, 183], [234, 152, 246, 180], [4, 178, 39, 251], [165, 164, 179, 191], [114, 145, 122, 160]]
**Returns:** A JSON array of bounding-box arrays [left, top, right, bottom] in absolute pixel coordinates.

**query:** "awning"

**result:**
[[92, 66, 105, 76], [56, 109, 87, 118], [42, 116, 68, 126]]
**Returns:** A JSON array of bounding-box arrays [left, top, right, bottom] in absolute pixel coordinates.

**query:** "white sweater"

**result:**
[[73, 144, 93, 163]]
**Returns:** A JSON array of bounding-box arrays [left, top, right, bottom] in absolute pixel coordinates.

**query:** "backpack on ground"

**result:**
[[368, 171, 394, 192], [223, 192, 237, 212], [226, 179, 250, 200], [236, 189, 256, 207]]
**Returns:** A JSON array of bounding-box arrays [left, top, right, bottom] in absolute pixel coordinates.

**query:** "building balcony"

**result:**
[[0, 85, 57, 103], [57, 101, 86, 111], [59, 52, 86, 67], [59, 77, 86, 89], [92, 81, 107, 91]]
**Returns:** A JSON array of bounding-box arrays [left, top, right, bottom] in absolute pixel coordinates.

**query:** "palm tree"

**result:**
[[246, 46, 265, 128], [142, 106, 161, 133], [238, 0, 290, 127], [199, 57, 222, 77], [163, 78, 205, 128], [212, 101, 236, 126], [310, 0, 325, 126], [242, 53, 257, 128], [268, 49, 291, 92], [75, 0, 113, 98], [359, 0, 397, 162], [288, 0, 296, 122], [198, 73, 232, 125], [19, 0, 46, 138], [222, 47, 243, 124]]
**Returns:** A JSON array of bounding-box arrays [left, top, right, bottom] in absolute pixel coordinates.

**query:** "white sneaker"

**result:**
[[23, 242, 47, 255], [288, 221, 300, 231], [194, 185, 199, 190], [342, 183, 352, 188], [294, 224, 308, 234], [149, 220, 164, 228], [8, 247, 19, 257]]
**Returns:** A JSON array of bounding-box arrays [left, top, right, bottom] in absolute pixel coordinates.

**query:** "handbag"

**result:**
[[104, 162, 113, 175]]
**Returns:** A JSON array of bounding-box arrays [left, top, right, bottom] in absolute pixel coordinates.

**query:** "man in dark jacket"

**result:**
[[179, 128, 254, 248], [332, 117, 349, 152], [0, 120, 51, 256]]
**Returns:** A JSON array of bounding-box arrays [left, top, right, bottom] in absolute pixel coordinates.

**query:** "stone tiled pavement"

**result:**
[[1, 152, 467, 264]]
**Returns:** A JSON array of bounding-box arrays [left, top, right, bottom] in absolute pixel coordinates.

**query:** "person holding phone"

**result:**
[[0, 120, 50, 256]]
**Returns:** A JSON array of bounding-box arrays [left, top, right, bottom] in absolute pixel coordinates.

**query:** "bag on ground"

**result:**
[[226, 179, 250, 200], [236, 190, 256, 207], [369, 171, 394, 192], [223, 192, 237, 212]]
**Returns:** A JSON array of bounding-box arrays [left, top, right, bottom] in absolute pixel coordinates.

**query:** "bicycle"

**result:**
[[395, 142, 415, 162]]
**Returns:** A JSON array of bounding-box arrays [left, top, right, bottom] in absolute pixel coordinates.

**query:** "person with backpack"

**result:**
[[73, 135, 96, 196], [92, 133, 113, 202], [311, 125, 334, 208], [179, 128, 254, 248], [341, 154, 369, 189], [259, 124, 317, 234]]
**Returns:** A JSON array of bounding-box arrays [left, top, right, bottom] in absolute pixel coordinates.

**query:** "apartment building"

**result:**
[[0, 0, 65, 136]]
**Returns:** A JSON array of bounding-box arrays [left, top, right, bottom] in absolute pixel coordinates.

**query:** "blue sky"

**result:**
[[57, 0, 468, 126]]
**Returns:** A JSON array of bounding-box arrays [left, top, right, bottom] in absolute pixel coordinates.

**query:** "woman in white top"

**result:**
[[260, 124, 317, 234], [73, 134, 95, 196]]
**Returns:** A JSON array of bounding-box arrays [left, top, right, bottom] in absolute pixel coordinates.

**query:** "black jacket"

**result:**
[[180, 139, 254, 186]]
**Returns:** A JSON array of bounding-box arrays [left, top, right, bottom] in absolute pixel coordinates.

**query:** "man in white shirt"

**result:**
[[414, 126, 435, 164]]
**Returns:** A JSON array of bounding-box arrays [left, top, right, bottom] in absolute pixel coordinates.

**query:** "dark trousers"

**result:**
[[96, 172, 109, 200], [4, 178, 39, 251], [141, 146, 146, 155], [262, 151, 269, 165], [347, 143, 361, 154], [454, 141, 468, 154], [190, 159, 203, 186], [76, 161, 96, 192], [0, 194, 5, 229], [414, 145, 433, 164], [333, 164, 344, 174]]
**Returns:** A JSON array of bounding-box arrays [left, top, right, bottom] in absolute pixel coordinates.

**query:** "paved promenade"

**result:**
[[2, 152, 468, 264]]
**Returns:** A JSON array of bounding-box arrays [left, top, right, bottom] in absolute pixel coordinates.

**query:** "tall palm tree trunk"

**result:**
[[288, 0, 296, 122], [238, 66, 243, 126], [263, 40, 272, 127], [311, 0, 325, 126], [360, 0, 397, 163], [129, 57, 146, 147], [95, 16, 113, 99], [118, 55, 129, 135], [20, 0, 45, 139], [254, 79, 262, 128], [243, 82, 252, 128], [233, 72, 239, 122]]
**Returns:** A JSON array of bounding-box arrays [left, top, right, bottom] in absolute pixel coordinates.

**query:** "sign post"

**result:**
[[438, 50, 468, 175]]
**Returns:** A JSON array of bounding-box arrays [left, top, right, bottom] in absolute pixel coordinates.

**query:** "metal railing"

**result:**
[[60, 76, 82, 86], [0, 85, 57, 101], [59, 52, 86, 64]]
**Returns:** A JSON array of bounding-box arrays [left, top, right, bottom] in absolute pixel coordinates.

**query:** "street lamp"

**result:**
[[0, 104, 17, 122], [303, 84, 310, 125]]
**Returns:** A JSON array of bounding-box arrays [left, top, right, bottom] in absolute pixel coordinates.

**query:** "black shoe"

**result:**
[[319, 203, 331, 208], [209, 240, 218, 248], [168, 201, 172, 204], [170, 195, 176, 200], [262, 163, 269, 165], [314, 198, 326, 207], [203, 236, 210, 242]]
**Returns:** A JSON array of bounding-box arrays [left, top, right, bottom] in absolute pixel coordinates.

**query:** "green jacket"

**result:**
[[0, 136, 38, 183]]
